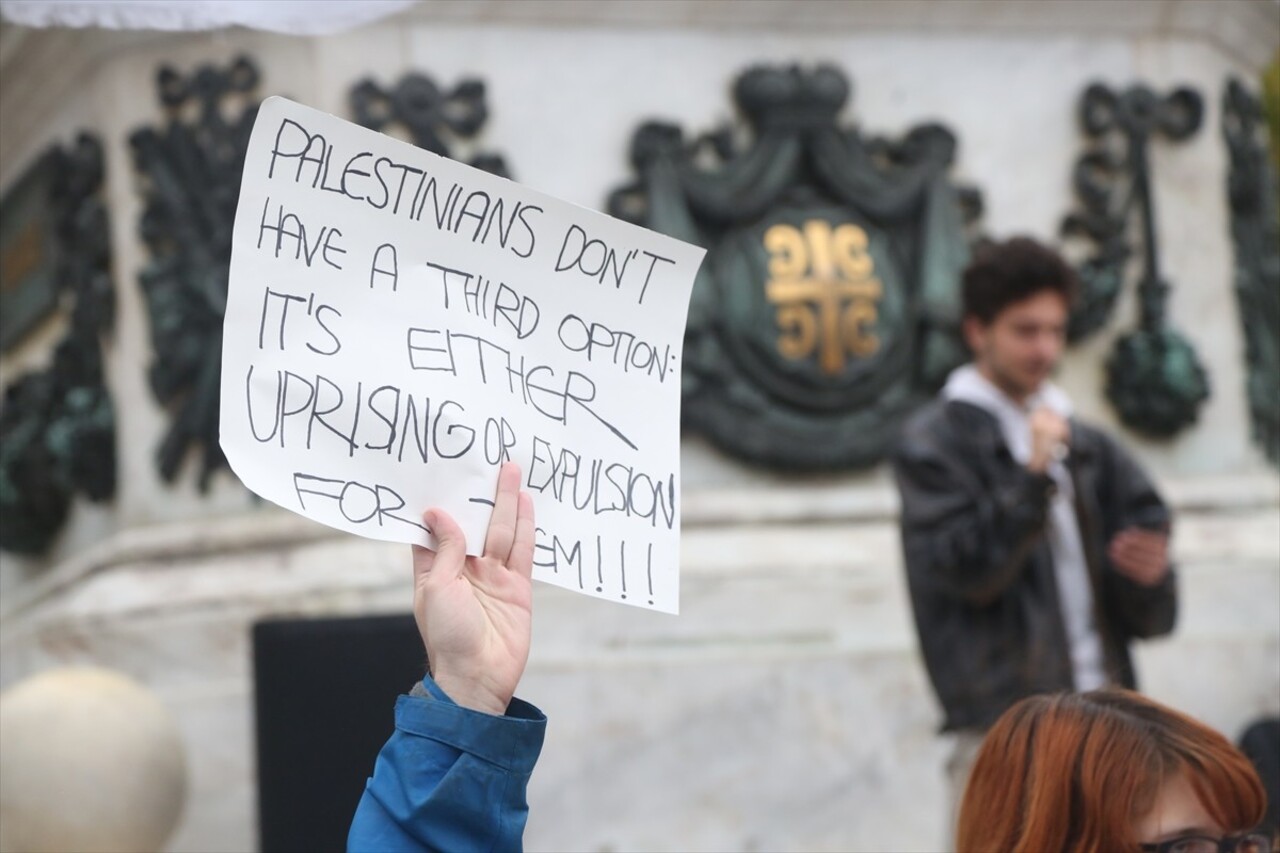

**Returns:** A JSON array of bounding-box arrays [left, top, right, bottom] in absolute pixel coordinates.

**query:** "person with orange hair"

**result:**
[[957, 690, 1273, 853]]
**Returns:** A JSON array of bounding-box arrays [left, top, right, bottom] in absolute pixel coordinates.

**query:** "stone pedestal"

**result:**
[[1, 3, 1277, 850]]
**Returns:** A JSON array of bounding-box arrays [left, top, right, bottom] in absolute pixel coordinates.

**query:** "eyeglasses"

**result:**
[[1140, 832, 1274, 853]]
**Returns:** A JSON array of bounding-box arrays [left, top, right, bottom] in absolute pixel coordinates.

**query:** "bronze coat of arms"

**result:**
[[609, 64, 981, 470]]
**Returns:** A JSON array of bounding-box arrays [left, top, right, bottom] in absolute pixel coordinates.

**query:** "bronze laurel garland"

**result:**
[[129, 55, 261, 490], [1062, 82, 1210, 437], [349, 72, 511, 178], [130, 60, 512, 491], [606, 63, 983, 470], [1223, 78, 1280, 465], [0, 135, 116, 554]]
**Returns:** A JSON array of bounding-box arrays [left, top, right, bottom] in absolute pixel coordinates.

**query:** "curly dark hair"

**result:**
[[961, 236, 1078, 324]]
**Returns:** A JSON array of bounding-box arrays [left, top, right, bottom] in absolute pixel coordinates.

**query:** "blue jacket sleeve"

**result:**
[[347, 675, 547, 853]]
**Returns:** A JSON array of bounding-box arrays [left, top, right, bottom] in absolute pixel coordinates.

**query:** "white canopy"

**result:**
[[0, 0, 420, 36]]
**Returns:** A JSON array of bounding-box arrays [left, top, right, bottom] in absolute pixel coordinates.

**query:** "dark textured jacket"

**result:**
[[892, 399, 1178, 732]]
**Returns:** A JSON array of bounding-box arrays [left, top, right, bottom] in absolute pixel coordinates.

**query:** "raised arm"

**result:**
[[349, 463, 545, 852], [413, 461, 537, 715]]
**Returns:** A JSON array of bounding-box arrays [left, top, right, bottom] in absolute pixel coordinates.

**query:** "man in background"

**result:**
[[892, 236, 1177, 825]]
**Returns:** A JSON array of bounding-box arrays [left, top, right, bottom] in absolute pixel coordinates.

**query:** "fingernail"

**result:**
[[423, 510, 437, 530]]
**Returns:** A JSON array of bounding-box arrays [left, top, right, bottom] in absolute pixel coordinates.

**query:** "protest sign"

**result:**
[[219, 97, 705, 613]]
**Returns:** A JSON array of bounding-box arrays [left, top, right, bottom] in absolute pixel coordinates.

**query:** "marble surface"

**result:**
[[1, 475, 1275, 852], [0, 9, 1277, 851]]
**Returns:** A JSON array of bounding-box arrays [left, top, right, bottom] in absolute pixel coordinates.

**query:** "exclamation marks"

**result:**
[[646, 543, 654, 606], [574, 538, 658, 606], [595, 536, 604, 593], [620, 540, 628, 600]]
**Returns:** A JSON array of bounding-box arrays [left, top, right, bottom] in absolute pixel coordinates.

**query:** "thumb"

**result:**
[[418, 508, 467, 583]]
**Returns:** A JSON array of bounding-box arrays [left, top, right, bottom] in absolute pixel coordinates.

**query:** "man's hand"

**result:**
[[1028, 407, 1070, 473], [412, 462, 535, 715], [1107, 526, 1170, 587]]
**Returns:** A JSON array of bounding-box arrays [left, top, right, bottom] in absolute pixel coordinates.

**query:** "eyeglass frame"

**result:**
[[1139, 830, 1275, 853]]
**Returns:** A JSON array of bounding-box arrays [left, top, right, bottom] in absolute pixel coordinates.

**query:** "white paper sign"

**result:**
[[219, 97, 705, 613]]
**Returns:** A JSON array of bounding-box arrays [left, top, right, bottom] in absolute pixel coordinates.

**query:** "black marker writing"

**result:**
[[482, 416, 517, 465], [554, 224, 674, 305], [532, 528, 583, 586], [244, 365, 476, 462], [405, 327, 636, 450], [257, 196, 346, 270], [292, 472, 427, 531], [266, 117, 542, 257], [370, 243, 398, 291], [256, 288, 343, 354], [530, 527, 657, 604], [637, 250, 675, 304], [526, 435, 676, 529], [557, 313, 673, 382], [423, 262, 540, 338], [646, 543, 654, 605]]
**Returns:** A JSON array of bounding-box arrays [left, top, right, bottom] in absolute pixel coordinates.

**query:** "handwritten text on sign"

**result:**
[[219, 97, 705, 613]]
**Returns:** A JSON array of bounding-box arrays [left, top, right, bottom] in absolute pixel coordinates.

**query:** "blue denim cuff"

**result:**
[[394, 674, 546, 773]]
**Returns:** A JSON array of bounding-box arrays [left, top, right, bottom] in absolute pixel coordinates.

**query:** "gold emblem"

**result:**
[[0, 222, 45, 292], [764, 220, 882, 375]]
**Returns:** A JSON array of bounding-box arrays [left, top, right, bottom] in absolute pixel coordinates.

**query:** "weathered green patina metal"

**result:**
[[131, 59, 511, 491], [1060, 125, 1129, 343], [1063, 82, 1210, 437], [129, 56, 261, 490], [0, 134, 116, 555], [1223, 77, 1280, 466], [350, 72, 511, 178], [0, 150, 61, 353], [607, 64, 982, 470]]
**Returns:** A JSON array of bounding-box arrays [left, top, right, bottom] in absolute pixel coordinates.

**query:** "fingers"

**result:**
[[484, 462, 522, 562], [1030, 408, 1070, 443], [1110, 529, 1167, 561], [1108, 528, 1169, 585], [1109, 540, 1163, 568], [416, 462, 532, 585], [1110, 546, 1158, 576], [410, 543, 436, 579], [1126, 529, 1168, 550], [509, 490, 536, 579], [418, 507, 466, 583], [1027, 410, 1071, 472]]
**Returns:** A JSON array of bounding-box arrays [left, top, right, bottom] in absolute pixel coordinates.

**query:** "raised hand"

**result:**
[[1028, 407, 1070, 473], [1107, 526, 1170, 587], [411, 462, 536, 715]]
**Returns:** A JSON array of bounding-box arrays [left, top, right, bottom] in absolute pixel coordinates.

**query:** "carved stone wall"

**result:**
[[0, 5, 1276, 852]]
